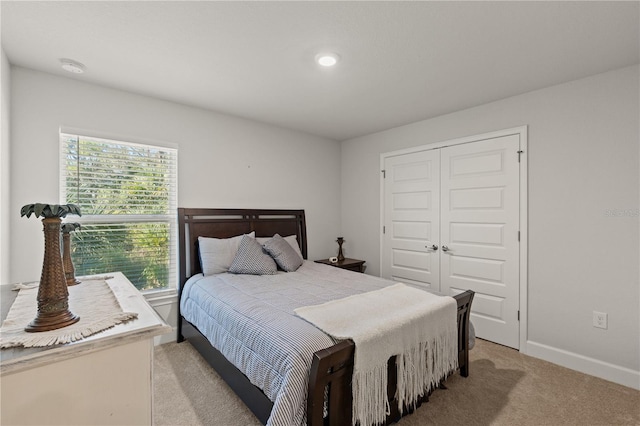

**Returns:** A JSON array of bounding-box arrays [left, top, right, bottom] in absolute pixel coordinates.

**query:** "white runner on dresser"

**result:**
[[0, 277, 138, 348], [295, 283, 458, 426]]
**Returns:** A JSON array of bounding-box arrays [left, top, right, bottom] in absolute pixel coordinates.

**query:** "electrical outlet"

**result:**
[[593, 311, 608, 329]]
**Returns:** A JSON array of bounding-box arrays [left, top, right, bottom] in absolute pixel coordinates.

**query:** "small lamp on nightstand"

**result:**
[[336, 237, 345, 261]]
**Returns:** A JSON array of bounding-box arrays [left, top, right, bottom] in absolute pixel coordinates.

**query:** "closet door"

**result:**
[[382, 150, 441, 291], [440, 134, 520, 348]]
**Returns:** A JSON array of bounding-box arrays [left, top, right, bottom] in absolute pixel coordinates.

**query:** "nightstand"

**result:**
[[315, 258, 366, 273]]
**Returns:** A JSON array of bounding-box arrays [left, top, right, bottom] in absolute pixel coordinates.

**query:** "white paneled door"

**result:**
[[382, 134, 521, 349], [382, 150, 441, 290], [440, 135, 520, 348]]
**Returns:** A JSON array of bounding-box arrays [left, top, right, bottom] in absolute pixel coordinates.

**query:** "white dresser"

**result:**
[[0, 272, 171, 426]]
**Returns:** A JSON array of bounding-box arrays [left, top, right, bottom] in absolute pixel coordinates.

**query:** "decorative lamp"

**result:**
[[20, 203, 82, 332]]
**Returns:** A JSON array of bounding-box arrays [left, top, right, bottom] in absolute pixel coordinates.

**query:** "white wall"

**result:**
[[9, 67, 341, 340], [0, 48, 10, 286], [7, 63, 639, 387], [341, 65, 640, 388]]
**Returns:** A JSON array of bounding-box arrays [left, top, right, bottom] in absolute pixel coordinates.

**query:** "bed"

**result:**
[[177, 208, 474, 426]]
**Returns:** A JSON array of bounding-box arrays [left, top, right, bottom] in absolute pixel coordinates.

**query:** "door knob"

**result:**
[[442, 245, 450, 252], [426, 244, 438, 251]]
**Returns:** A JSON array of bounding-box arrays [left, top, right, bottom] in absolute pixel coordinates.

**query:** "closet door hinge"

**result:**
[[381, 170, 386, 178], [383, 226, 386, 234], [518, 231, 520, 241], [518, 310, 520, 321], [517, 150, 524, 162]]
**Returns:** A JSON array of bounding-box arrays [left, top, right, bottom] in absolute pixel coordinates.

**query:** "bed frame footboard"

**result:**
[[306, 290, 475, 426], [455, 290, 475, 377], [307, 340, 355, 426]]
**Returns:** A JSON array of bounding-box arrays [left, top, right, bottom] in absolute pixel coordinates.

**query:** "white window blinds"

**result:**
[[60, 132, 178, 291]]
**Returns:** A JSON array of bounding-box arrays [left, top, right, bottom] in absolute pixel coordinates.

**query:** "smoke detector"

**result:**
[[60, 58, 85, 74]]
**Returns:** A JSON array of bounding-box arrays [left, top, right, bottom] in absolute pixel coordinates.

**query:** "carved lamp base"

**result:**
[[25, 305, 80, 333], [25, 217, 81, 333]]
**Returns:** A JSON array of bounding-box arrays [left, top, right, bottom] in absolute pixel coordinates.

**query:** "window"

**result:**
[[60, 131, 178, 292]]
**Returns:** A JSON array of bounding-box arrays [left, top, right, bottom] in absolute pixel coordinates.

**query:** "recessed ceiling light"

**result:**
[[315, 53, 340, 67], [60, 58, 85, 74]]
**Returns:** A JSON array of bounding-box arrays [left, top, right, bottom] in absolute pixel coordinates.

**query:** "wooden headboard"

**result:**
[[177, 208, 307, 287]]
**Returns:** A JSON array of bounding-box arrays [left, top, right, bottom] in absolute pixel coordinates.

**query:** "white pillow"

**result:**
[[198, 231, 255, 275], [256, 234, 303, 258]]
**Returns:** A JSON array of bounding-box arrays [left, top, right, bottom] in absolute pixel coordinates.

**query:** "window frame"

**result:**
[[59, 127, 178, 295]]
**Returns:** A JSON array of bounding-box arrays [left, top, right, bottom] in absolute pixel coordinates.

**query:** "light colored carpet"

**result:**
[[154, 339, 640, 425]]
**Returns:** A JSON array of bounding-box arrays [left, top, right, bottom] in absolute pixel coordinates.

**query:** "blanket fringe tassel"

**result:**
[[351, 327, 458, 426], [352, 363, 390, 426], [395, 329, 458, 415]]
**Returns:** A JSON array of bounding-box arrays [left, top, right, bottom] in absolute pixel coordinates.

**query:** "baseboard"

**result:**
[[525, 340, 640, 390]]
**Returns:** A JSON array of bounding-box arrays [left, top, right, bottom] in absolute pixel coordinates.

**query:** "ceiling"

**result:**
[[2, 1, 639, 141]]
